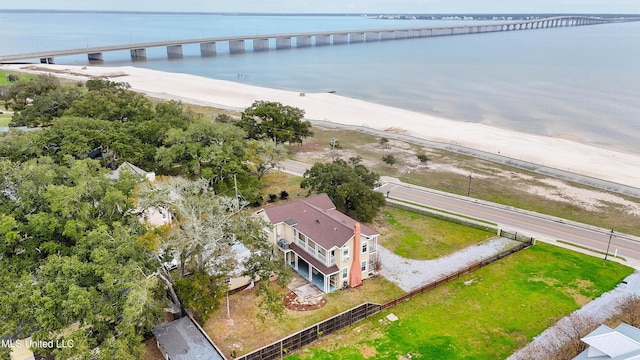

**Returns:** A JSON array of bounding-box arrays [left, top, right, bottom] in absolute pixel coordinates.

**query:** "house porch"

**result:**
[[283, 247, 339, 293]]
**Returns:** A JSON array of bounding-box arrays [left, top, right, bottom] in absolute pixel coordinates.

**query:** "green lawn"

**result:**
[[0, 71, 37, 86], [0, 114, 11, 127], [374, 207, 495, 259], [287, 242, 634, 359]]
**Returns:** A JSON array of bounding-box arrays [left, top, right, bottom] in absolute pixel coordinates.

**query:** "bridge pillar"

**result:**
[[253, 38, 269, 51], [276, 37, 291, 49], [333, 33, 348, 44], [40, 57, 55, 64], [166, 45, 183, 58], [87, 52, 103, 61], [200, 42, 216, 56], [229, 40, 245, 53], [394, 30, 408, 39], [365, 31, 380, 41], [434, 28, 452, 36], [350, 32, 364, 43], [407, 29, 421, 37], [420, 29, 432, 36], [381, 31, 394, 40], [296, 36, 311, 47], [315, 35, 330, 46], [130, 48, 147, 60]]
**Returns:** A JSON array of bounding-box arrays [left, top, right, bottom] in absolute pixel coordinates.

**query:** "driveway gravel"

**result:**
[[378, 237, 521, 292]]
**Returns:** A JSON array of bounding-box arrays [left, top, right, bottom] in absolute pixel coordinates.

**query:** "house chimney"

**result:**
[[349, 222, 362, 288]]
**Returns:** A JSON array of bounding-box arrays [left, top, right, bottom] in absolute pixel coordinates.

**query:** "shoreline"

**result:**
[[3, 63, 640, 189]]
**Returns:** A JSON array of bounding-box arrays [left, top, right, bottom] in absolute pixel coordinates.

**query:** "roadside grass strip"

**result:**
[[376, 207, 496, 260]]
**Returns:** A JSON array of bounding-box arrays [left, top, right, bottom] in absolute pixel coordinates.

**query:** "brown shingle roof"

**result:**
[[262, 194, 378, 250]]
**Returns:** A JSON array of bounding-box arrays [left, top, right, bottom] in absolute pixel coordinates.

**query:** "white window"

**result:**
[[342, 247, 349, 261], [361, 239, 368, 253], [342, 268, 348, 279], [361, 261, 367, 272]]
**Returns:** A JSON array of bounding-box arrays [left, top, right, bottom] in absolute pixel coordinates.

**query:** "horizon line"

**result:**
[[1, 9, 639, 16]]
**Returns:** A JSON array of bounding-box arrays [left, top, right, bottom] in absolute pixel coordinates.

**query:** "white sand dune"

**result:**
[[3, 63, 639, 188]]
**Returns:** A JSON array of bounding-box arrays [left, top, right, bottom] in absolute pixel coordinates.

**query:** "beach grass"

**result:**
[[289, 126, 640, 237], [373, 207, 495, 260], [286, 242, 633, 359]]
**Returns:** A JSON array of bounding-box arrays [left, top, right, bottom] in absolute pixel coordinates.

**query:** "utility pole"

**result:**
[[330, 137, 338, 160], [604, 229, 614, 261], [467, 174, 472, 197]]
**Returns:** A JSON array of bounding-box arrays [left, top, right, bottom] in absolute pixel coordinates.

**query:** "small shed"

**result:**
[[152, 316, 224, 360]]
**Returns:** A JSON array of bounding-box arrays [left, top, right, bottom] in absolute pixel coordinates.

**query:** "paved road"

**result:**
[[279, 159, 640, 267], [377, 177, 640, 266]]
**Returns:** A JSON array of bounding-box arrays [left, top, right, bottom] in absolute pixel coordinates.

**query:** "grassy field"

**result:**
[[0, 71, 38, 86], [288, 127, 640, 236], [373, 207, 495, 260], [0, 114, 11, 127], [287, 242, 634, 359], [259, 171, 307, 203]]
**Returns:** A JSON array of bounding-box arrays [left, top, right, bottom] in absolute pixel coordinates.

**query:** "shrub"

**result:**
[[382, 154, 396, 166], [268, 193, 278, 203], [280, 190, 289, 200]]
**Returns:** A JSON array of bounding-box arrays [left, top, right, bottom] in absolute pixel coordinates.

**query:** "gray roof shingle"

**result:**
[[152, 317, 224, 360]]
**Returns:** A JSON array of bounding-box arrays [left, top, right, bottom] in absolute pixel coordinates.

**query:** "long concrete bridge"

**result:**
[[0, 16, 635, 64]]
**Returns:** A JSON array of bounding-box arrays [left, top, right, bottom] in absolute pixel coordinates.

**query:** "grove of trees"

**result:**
[[0, 76, 299, 358]]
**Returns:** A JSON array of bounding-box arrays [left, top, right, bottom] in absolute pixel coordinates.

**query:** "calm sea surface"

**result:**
[[1, 12, 639, 154]]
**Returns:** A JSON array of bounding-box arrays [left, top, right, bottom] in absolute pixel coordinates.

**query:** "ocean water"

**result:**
[[1, 12, 639, 154]]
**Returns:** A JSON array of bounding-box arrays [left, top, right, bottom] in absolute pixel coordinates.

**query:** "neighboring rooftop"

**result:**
[[574, 323, 640, 359], [106, 161, 156, 181], [152, 316, 224, 360]]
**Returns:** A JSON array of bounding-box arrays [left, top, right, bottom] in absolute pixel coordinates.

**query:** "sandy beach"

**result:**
[[3, 63, 640, 189]]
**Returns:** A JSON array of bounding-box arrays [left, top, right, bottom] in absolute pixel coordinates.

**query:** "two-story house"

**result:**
[[256, 193, 379, 293]]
